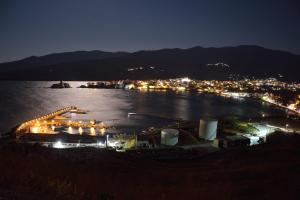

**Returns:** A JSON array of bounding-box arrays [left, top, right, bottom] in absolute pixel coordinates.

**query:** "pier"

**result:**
[[15, 106, 108, 138]]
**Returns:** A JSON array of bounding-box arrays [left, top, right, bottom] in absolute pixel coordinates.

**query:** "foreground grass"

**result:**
[[0, 133, 299, 200]]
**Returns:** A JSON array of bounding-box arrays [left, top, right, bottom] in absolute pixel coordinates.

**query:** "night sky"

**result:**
[[1, 0, 300, 62]]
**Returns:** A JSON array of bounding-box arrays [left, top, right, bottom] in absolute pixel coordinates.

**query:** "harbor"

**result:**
[[13, 106, 112, 148], [10, 104, 300, 153]]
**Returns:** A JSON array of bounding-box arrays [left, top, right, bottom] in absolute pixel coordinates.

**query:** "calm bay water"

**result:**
[[0, 81, 287, 134]]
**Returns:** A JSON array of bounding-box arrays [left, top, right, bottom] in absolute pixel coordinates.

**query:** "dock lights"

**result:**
[[53, 141, 64, 149], [100, 128, 105, 135], [31, 126, 39, 133], [79, 127, 83, 134], [68, 127, 73, 134], [90, 127, 96, 135]]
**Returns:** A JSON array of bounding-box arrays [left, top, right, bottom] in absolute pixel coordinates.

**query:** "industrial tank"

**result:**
[[198, 119, 218, 140], [161, 129, 179, 146]]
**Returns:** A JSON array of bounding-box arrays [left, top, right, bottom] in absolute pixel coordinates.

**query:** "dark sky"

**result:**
[[1, 0, 300, 62]]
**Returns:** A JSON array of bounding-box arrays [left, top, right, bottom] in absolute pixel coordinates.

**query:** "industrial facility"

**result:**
[[161, 129, 179, 146], [198, 119, 218, 141]]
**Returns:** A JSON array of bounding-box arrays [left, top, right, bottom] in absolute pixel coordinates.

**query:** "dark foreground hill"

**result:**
[[0, 45, 300, 81], [0, 133, 299, 200]]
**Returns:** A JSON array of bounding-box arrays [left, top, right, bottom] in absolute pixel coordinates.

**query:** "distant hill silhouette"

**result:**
[[0, 45, 299, 81], [0, 50, 129, 72]]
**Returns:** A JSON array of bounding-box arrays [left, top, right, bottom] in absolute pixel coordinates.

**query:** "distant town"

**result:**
[[52, 77, 300, 115]]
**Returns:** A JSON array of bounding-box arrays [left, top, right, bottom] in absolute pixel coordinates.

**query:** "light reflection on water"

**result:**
[[0, 81, 286, 134]]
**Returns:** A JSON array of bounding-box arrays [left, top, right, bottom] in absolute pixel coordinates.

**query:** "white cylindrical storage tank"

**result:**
[[161, 129, 179, 146], [199, 119, 218, 141]]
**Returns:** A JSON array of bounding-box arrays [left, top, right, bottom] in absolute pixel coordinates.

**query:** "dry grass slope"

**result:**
[[0, 133, 299, 200]]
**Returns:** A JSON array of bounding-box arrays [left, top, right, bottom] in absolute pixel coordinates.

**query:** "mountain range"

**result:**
[[0, 45, 299, 81]]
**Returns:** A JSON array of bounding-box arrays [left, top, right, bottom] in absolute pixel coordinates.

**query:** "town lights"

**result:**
[[288, 104, 296, 110], [176, 86, 186, 91], [53, 141, 64, 149], [181, 77, 191, 83]]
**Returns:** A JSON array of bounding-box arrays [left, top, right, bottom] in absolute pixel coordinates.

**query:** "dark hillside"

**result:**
[[0, 46, 299, 81], [0, 133, 299, 199]]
